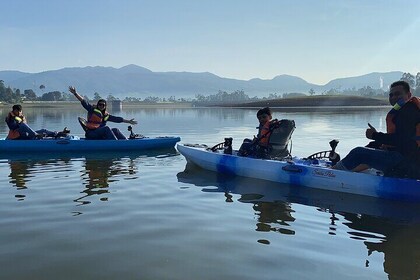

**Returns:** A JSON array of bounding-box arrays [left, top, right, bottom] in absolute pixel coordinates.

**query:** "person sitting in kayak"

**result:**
[[238, 107, 280, 158], [5, 104, 70, 140], [333, 80, 420, 179], [69, 86, 137, 140]]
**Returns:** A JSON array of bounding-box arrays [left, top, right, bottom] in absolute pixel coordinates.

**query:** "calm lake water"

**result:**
[[0, 106, 419, 280]]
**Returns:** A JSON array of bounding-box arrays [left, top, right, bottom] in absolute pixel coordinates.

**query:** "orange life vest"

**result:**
[[258, 120, 273, 147], [86, 108, 110, 130], [6, 111, 26, 139], [385, 96, 420, 147]]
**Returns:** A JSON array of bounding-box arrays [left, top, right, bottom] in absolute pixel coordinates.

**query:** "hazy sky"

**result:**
[[1, 0, 419, 84]]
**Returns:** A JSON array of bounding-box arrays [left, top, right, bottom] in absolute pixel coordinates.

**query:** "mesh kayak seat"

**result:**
[[268, 119, 296, 159]]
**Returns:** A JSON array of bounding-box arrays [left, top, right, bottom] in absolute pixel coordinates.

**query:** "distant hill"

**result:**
[[0, 70, 32, 83], [324, 72, 402, 90], [0, 64, 403, 99]]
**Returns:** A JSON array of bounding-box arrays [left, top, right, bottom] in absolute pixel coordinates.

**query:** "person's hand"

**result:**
[[127, 118, 138, 125], [68, 86, 77, 94], [365, 123, 377, 139], [270, 119, 281, 129]]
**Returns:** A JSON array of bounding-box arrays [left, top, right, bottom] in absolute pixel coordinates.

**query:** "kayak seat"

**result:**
[[268, 119, 295, 159], [78, 117, 89, 132]]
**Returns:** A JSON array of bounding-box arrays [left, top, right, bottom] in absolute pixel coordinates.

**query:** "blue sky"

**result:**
[[1, 0, 419, 84]]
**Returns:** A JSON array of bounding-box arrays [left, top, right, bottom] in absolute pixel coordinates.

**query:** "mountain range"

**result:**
[[0, 64, 403, 99]]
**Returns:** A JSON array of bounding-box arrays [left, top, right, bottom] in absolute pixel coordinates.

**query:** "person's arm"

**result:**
[[107, 115, 138, 125], [123, 118, 138, 125], [69, 86, 84, 102], [69, 86, 93, 111], [371, 131, 397, 146], [5, 115, 19, 130]]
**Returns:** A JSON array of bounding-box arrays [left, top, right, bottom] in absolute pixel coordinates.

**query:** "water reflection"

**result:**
[[252, 201, 296, 236], [8, 160, 32, 190], [177, 163, 298, 241], [177, 164, 420, 277], [8, 160, 33, 201], [75, 150, 177, 217], [74, 148, 177, 207], [7, 158, 72, 201], [5, 148, 177, 205], [343, 213, 420, 280], [122, 107, 249, 121], [75, 156, 139, 205]]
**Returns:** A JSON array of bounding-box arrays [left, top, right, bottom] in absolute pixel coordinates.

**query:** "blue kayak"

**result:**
[[0, 135, 181, 155], [177, 143, 420, 202]]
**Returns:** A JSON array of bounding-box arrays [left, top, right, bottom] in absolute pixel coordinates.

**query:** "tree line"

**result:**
[[0, 81, 120, 104]]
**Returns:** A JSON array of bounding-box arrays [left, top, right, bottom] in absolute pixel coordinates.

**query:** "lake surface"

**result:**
[[0, 106, 419, 280]]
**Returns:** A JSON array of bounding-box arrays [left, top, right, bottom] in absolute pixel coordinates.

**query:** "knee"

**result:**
[[346, 147, 368, 158], [101, 126, 118, 140]]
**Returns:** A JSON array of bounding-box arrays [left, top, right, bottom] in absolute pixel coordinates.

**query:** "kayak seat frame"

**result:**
[[268, 119, 295, 159], [78, 117, 89, 132]]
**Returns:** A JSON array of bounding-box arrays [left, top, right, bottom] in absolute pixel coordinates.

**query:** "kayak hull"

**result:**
[[0, 136, 181, 154], [177, 144, 420, 202]]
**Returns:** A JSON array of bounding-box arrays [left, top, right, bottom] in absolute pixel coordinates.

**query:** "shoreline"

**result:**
[[0, 96, 391, 110]]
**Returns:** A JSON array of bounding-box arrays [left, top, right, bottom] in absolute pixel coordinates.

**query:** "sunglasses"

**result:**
[[98, 103, 106, 106]]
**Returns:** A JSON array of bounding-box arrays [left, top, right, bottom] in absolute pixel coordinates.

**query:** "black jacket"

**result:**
[[373, 101, 420, 163], [373, 101, 420, 178]]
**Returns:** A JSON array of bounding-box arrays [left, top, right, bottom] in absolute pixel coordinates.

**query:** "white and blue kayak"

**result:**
[[0, 135, 181, 155], [177, 143, 420, 202]]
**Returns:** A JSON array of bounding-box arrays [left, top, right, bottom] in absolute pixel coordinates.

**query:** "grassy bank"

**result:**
[[227, 95, 389, 108]]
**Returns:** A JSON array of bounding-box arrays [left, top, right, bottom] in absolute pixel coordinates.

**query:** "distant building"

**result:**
[[109, 100, 122, 111]]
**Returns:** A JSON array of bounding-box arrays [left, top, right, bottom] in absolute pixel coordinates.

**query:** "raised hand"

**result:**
[[365, 123, 377, 139], [128, 118, 138, 125], [68, 86, 77, 94]]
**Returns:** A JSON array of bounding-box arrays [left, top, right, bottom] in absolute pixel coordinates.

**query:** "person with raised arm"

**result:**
[[69, 86, 137, 140]]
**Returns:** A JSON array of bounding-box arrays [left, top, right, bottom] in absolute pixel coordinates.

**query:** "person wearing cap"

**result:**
[[69, 86, 137, 140], [333, 80, 420, 179]]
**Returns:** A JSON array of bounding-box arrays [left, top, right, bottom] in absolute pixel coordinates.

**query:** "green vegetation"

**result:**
[[0, 80, 116, 104]]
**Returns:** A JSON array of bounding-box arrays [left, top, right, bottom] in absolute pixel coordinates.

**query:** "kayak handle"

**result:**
[[282, 165, 302, 173], [56, 140, 70, 145]]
